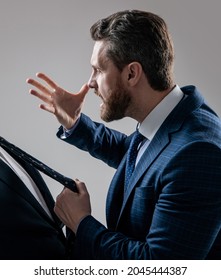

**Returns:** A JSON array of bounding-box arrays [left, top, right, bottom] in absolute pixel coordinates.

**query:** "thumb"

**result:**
[[74, 179, 88, 195], [78, 83, 90, 99]]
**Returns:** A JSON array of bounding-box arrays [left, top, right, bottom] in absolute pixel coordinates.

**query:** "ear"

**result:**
[[126, 62, 143, 86]]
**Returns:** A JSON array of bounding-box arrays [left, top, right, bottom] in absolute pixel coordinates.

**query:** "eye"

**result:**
[[96, 68, 102, 74], [91, 66, 102, 77]]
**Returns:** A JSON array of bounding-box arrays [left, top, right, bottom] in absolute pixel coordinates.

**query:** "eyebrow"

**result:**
[[91, 59, 108, 71]]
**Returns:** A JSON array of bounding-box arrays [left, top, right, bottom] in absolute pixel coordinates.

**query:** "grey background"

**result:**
[[0, 0, 220, 224]]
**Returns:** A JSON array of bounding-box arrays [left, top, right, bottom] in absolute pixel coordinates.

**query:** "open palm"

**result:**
[[27, 73, 89, 129]]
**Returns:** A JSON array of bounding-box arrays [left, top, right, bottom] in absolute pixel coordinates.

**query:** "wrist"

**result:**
[[73, 214, 91, 234], [64, 115, 81, 130], [64, 118, 78, 130]]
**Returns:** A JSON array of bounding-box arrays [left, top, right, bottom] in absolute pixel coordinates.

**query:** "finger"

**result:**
[[26, 78, 52, 93], [54, 188, 68, 208], [39, 103, 55, 114], [36, 72, 59, 89], [54, 201, 65, 219], [29, 88, 52, 104], [78, 83, 90, 99]]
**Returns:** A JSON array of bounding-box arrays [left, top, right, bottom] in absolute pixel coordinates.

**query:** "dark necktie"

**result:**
[[125, 130, 145, 189], [0, 136, 77, 192]]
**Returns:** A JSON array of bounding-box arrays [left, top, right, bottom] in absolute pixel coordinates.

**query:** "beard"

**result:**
[[98, 81, 131, 122]]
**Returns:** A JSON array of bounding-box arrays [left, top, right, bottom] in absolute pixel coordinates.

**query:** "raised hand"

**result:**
[[27, 73, 89, 129]]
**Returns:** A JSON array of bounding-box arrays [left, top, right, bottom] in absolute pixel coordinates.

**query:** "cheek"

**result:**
[[98, 77, 111, 98]]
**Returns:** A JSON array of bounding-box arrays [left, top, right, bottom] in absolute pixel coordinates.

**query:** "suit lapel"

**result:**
[[106, 154, 126, 229], [0, 157, 62, 228], [113, 132, 170, 228]]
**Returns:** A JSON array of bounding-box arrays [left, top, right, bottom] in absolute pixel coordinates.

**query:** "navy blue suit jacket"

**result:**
[[0, 150, 67, 259], [58, 85, 221, 259]]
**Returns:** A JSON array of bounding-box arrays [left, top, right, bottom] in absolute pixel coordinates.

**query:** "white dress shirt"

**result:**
[[136, 85, 184, 165], [0, 146, 53, 219]]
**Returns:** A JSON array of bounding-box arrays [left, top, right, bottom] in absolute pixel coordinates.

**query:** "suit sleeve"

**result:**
[[57, 114, 129, 169], [72, 141, 221, 259]]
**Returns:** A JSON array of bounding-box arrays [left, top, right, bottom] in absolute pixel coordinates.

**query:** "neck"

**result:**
[[128, 84, 175, 123]]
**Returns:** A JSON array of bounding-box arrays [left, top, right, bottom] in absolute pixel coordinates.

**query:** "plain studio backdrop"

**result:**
[[0, 0, 220, 224]]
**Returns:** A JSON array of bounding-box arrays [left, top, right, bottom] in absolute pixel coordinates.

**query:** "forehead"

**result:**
[[90, 41, 109, 67]]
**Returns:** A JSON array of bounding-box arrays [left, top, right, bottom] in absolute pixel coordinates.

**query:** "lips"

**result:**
[[98, 94, 105, 108], [95, 90, 105, 108], [95, 91, 104, 101]]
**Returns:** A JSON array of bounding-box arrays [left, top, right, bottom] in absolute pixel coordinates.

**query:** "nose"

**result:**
[[87, 73, 97, 89]]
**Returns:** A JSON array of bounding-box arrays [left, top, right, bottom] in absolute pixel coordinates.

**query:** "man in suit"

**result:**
[[27, 10, 221, 259], [0, 142, 67, 259]]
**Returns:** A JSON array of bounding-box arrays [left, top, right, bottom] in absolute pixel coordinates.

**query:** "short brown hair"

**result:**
[[90, 10, 174, 91]]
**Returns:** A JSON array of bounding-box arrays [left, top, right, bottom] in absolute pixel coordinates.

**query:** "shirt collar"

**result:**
[[139, 85, 184, 141]]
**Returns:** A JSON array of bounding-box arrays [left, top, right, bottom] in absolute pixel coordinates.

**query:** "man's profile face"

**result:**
[[88, 41, 131, 122]]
